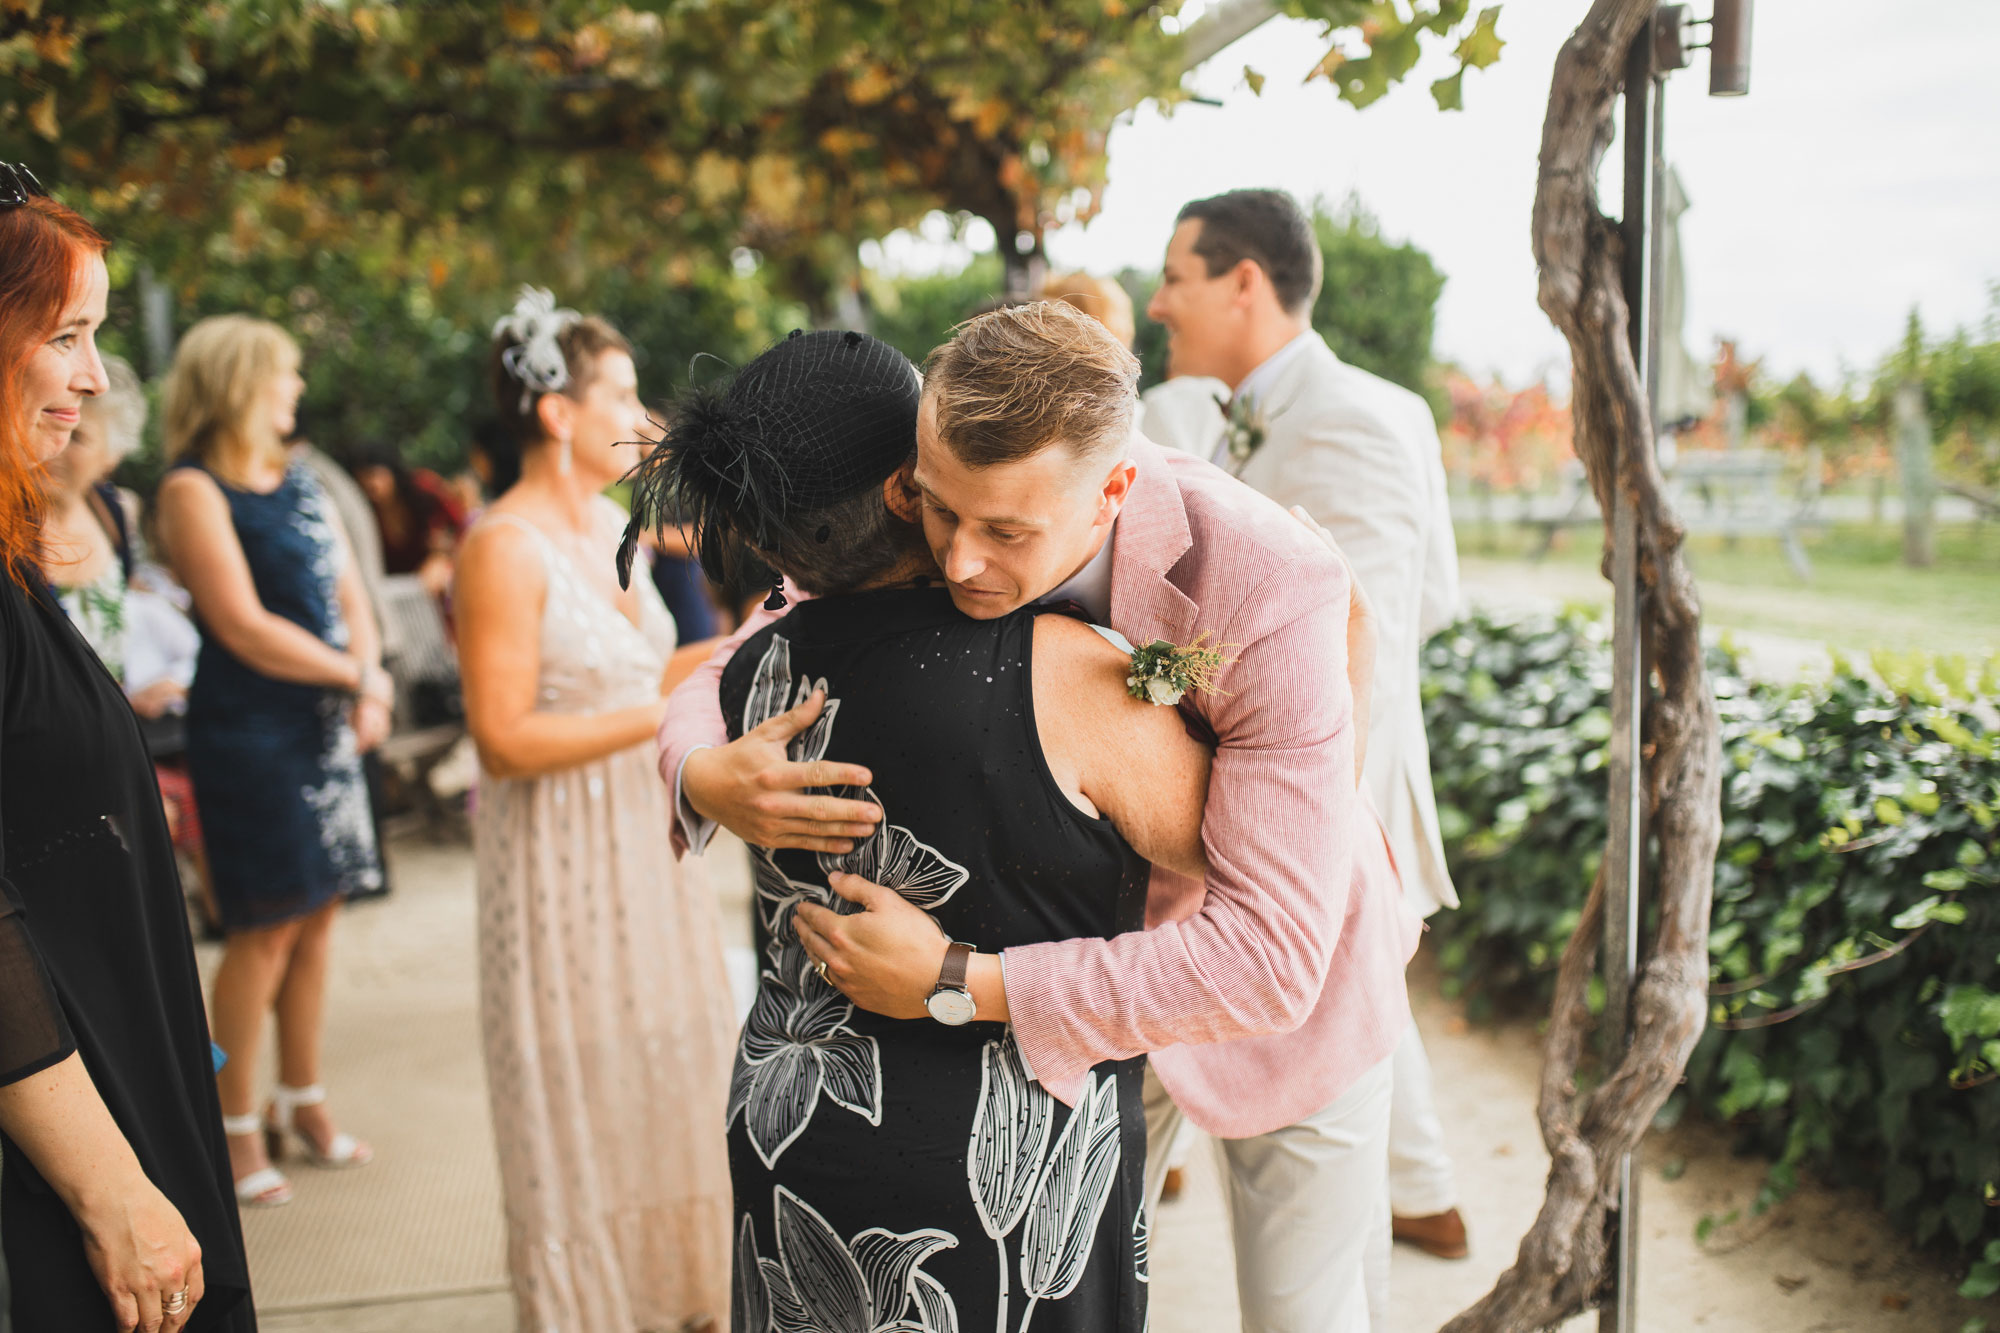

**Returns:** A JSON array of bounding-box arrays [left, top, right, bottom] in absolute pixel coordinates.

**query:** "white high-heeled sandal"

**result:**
[[222, 1113, 294, 1207], [265, 1083, 374, 1169]]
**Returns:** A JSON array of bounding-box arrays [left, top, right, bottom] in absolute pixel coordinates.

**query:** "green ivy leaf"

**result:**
[[1939, 985, 2000, 1048], [1891, 896, 1940, 930]]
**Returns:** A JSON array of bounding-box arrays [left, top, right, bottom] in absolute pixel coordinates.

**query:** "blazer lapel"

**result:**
[[1240, 333, 1336, 489], [1109, 440, 1199, 647]]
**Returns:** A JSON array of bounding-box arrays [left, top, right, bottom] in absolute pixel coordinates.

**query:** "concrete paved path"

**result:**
[[225, 836, 1991, 1332]]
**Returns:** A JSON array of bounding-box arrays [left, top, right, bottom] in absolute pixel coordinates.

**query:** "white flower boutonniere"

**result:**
[[1125, 632, 1236, 707], [1215, 392, 1267, 469]]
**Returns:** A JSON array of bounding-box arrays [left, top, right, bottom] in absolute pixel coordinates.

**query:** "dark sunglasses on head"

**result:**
[[0, 163, 50, 210]]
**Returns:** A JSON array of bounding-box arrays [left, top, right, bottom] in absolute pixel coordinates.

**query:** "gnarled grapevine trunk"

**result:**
[[1441, 2, 1723, 1327]]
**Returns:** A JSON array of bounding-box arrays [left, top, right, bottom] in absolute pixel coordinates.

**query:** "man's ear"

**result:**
[[883, 461, 922, 524], [1095, 456, 1139, 525], [1229, 258, 1263, 312]]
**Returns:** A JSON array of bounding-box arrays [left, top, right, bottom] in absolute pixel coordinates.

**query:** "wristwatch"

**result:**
[[926, 940, 978, 1026]]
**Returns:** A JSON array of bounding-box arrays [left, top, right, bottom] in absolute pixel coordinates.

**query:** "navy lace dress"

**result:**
[[176, 459, 380, 929], [720, 588, 1150, 1333]]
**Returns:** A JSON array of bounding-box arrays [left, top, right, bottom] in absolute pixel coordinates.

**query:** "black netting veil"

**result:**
[[618, 329, 922, 592]]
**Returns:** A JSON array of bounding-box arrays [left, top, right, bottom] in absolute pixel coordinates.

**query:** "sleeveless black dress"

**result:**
[[720, 587, 1151, 1333]]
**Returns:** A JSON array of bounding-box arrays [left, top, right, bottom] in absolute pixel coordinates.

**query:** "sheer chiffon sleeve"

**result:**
[[0, 578, 78, 1085], [0, 871, 75, 1085]]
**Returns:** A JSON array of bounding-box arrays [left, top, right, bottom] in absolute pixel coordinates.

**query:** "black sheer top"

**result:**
[[0, 570, 251, 1326]]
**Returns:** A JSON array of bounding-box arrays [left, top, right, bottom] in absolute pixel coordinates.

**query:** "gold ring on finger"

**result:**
[[164, 1289, 189, 1314], [815, 958, 831, 984]]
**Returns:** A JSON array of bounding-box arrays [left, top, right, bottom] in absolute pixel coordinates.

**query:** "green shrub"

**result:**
[[1423, 609, 2000, 1262]]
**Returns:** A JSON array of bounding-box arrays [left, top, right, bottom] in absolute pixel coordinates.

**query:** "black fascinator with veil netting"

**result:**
[[617, 329, 922, 605]]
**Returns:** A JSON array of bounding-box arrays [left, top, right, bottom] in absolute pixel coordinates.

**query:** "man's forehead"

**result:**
[[910, 458, 1055, 526]]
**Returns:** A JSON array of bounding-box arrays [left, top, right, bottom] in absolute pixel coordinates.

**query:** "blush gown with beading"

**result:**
[[473, 505, 737, 1333]]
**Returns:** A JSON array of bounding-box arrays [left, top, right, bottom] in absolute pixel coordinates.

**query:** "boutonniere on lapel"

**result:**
[[1125, 632, 1237, 707], [1215, 392, 1267, 469]]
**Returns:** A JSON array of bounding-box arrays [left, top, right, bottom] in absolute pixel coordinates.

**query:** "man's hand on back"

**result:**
[[681, 690, 884, 853]]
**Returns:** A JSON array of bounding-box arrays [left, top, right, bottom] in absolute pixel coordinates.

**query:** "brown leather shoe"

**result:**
[[1393, 1207, 1469, 1259], [1160, 1167, 1185, 1203]]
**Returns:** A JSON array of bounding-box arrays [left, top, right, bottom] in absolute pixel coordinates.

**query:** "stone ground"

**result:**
[[217, 830, 1994, 1333]]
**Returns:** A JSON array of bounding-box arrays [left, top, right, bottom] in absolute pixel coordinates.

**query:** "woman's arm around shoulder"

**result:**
[[1030, 613, 1211, 880]]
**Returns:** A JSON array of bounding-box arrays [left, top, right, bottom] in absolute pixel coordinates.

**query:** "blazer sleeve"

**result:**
[[1416, 412, 1461, 642], [998, 561, 1358, 1103], [1260, 399, 1430, 675], [656, 603, 787, 856], [0, 593, 78, 1086]]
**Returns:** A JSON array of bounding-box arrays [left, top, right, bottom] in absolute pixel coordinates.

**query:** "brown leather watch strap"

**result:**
[[936, 940, 973, 992]]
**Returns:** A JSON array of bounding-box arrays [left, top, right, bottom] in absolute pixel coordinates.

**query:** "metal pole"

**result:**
[[1601, 12, 1659, 1332]]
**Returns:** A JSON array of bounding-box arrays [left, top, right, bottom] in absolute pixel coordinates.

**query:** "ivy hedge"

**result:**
[[1420, 610, 2000, 1287]]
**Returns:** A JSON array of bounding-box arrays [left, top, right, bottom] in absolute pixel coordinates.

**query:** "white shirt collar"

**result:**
[[1209, 329, 1318, 467], [1041, 523, 1117, 624], [1233, 328, 1318, 413]]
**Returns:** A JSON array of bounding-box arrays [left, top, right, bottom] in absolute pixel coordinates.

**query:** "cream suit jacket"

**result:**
[[1235, 334, 1461, 916]]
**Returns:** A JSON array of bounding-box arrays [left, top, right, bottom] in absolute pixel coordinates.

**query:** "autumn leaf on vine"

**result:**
[[1456, 6, 1506, 68], [28, 90, 56, 140]]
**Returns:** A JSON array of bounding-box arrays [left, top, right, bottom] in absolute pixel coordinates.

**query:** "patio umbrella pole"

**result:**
[[1600, 13, 1662, 1330]]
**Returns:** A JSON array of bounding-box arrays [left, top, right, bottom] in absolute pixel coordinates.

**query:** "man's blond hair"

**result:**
[[923, 301, 1139, 468]]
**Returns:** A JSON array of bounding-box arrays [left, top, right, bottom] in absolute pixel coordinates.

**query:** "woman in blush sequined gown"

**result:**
[[455, 290, 736, 1333]]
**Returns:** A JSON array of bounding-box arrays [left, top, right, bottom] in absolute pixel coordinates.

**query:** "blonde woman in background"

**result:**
[[156, 315, 383, 1209], [39, 355, 150, 684], [41, 356, 217, 925], [1043, 270, 1230, 459], [1040, 270, 1137, 348]]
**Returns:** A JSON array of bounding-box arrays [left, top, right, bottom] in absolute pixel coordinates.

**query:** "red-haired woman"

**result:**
[[0, 166, 253, 1332]]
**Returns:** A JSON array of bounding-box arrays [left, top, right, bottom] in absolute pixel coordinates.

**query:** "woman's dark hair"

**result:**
[[342, 442, 438, 526], [1175, 188, 1323, 316], [485, 313, 631, 494], [467, 417, 515, 495], [619, 330, 924, 599]]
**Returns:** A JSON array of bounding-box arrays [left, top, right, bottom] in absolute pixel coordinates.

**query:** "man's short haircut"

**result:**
[[1175, 189, 1323, 316], [922, 301, 1140, 469]]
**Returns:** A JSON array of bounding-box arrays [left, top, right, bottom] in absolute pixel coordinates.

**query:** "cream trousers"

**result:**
[[1145, 1053, 1394, 1333], [1388, 1019, 1459, 1218]]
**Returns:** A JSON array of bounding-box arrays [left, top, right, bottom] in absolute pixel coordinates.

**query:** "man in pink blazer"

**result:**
[[660, 303, 1416, 1331]]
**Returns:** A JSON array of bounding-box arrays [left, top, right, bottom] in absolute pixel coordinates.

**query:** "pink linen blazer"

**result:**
[[657, 439, 1417, 1139]]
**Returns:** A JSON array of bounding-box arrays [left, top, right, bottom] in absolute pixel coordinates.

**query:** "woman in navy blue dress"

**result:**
[[156, 315, 383, 1209]]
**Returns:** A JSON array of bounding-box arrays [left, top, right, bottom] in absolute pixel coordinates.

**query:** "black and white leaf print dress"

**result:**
[[720, 588, 1151, 1333]]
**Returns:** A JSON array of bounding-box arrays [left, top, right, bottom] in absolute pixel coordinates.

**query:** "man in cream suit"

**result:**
[[1147, 188, 1470, 1281]]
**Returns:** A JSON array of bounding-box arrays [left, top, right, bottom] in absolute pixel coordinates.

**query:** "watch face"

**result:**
[[926, 988, 978, 1026]]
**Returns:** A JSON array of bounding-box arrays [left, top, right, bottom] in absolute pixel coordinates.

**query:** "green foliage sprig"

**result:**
[[1126, 632, 1234, 707], [1421, 610, 2000, 1269]]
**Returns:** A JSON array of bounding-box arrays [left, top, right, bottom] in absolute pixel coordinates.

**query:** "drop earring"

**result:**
[[557, 432, 573, 476]]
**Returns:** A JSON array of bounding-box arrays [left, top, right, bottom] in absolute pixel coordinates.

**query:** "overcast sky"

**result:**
[[878, 1, 1998, 388]]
